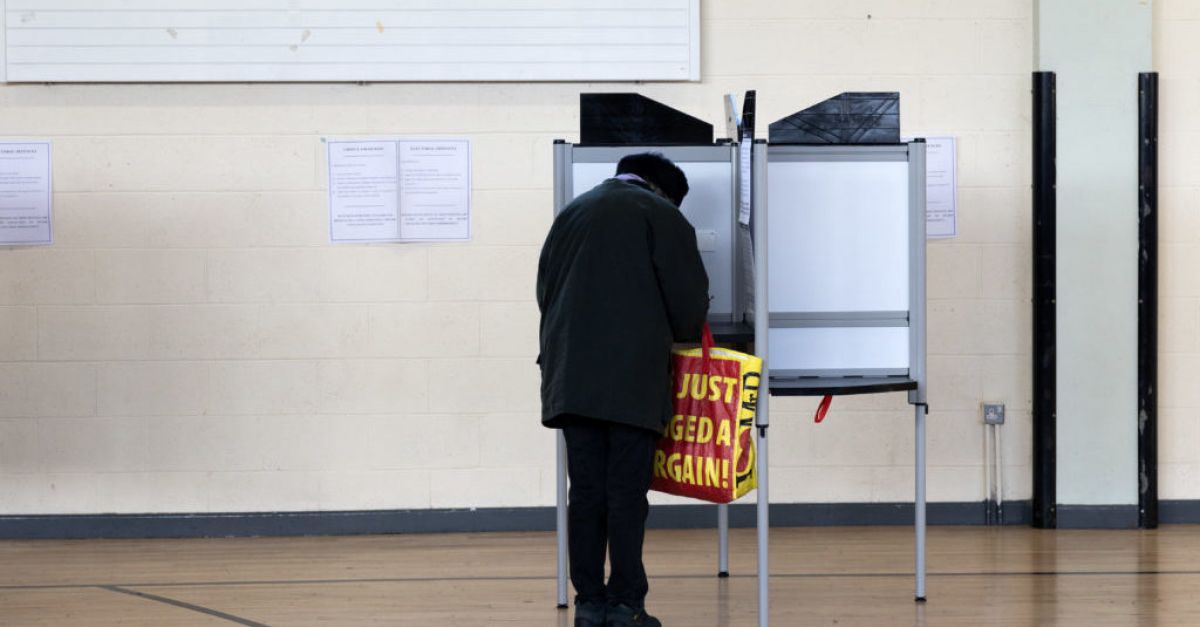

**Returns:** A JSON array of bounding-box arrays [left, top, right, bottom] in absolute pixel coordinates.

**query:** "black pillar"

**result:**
[[1032, 71, 1057, 529], [1137, 72, 1158, 529]]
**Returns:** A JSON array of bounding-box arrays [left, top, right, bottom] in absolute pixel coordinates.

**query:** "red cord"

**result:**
[[814, 394, 833, 423]]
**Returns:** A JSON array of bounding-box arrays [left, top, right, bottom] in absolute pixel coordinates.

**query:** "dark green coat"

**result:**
[[537, 178, 709, 433]]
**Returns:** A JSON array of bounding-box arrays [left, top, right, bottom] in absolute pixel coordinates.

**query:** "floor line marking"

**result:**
[[99, 585, 272, 627]]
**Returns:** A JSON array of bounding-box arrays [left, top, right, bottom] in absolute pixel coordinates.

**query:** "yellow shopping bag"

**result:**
[[651, 324, 761, 504]]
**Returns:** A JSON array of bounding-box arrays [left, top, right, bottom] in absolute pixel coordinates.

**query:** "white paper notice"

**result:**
[[328, 138, 470, 243], [398, 139, 471, 241], [328, 140, 399, 243], [905, 136, 957, 238], [737, 138, 752, 226], [0, 142, 53, 246]]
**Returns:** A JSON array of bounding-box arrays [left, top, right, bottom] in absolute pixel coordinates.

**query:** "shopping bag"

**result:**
[[651, 323, 762, 504]]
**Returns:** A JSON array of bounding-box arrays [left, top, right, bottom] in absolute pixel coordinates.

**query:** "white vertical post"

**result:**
[[915, 404, 927, 601], [556, 431, 569, 608], [907, 140, 928, 602], [552, 142, 570, 610], [751, 140, 770, 627]]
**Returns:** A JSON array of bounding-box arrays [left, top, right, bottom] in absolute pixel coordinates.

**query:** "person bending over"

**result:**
[[537, 152, 709, 627]]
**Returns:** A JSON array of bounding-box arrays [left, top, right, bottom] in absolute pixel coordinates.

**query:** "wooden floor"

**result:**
[[1, 525, 1198, 625]]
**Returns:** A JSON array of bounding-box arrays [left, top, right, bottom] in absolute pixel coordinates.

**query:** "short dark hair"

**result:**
[[615, 152, 689, 207]]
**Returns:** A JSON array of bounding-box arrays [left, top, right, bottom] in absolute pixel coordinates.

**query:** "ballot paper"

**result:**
[[738, 138, 752, 226]]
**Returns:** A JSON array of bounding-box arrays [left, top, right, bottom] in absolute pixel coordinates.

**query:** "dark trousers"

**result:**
[[561, 416, 659, 608]]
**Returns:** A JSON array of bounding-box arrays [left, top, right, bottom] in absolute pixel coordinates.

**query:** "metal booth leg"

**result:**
[[718, 504, 730, 576], [915, 403, 927, 602], [757, 424, 769, 626], [556, 430, 569, 609]]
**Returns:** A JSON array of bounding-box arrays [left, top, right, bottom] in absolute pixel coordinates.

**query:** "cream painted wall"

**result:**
[[0, 0, 1036, 515], [1155, 0, 1200, 501]]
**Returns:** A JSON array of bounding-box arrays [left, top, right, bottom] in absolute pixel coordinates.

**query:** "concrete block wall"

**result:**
[[1155, 0, 1200, 501], [722, 0, 1034, 505], [0, 0, 1057, 515]]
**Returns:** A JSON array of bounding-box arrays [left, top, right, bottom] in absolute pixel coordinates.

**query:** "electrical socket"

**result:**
[[983, 403, 1005, 425]]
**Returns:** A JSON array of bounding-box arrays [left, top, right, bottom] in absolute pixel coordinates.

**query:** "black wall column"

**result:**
[[1032, 71, 1058, 529], [1138, 72, 1159, 530]]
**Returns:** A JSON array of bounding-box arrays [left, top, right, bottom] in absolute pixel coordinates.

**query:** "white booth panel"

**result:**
[[766, 160, 909, 313], [572, 162, 734, 318], [767, 327, 910, 372]]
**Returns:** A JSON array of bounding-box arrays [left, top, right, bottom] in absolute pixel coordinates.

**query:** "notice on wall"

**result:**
[[328, 138, 470, 243], [0, 142, 53, 246], [328, 140, 400, 243], [923, 136, 957, 238], [905, 135, 957, 239], [397, 139, 471, 241]]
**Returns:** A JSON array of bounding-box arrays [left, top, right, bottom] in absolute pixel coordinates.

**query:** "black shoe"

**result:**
[[574, 600, 607, 627], [605, 603, 661, 627]]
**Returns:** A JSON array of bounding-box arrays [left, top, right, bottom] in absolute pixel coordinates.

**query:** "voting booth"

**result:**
[[751, 140, 929, 622], [550, 93, 929, 627]]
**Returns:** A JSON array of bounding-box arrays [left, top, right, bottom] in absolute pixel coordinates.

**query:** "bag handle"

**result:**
[[697, 322, 715, 374]]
